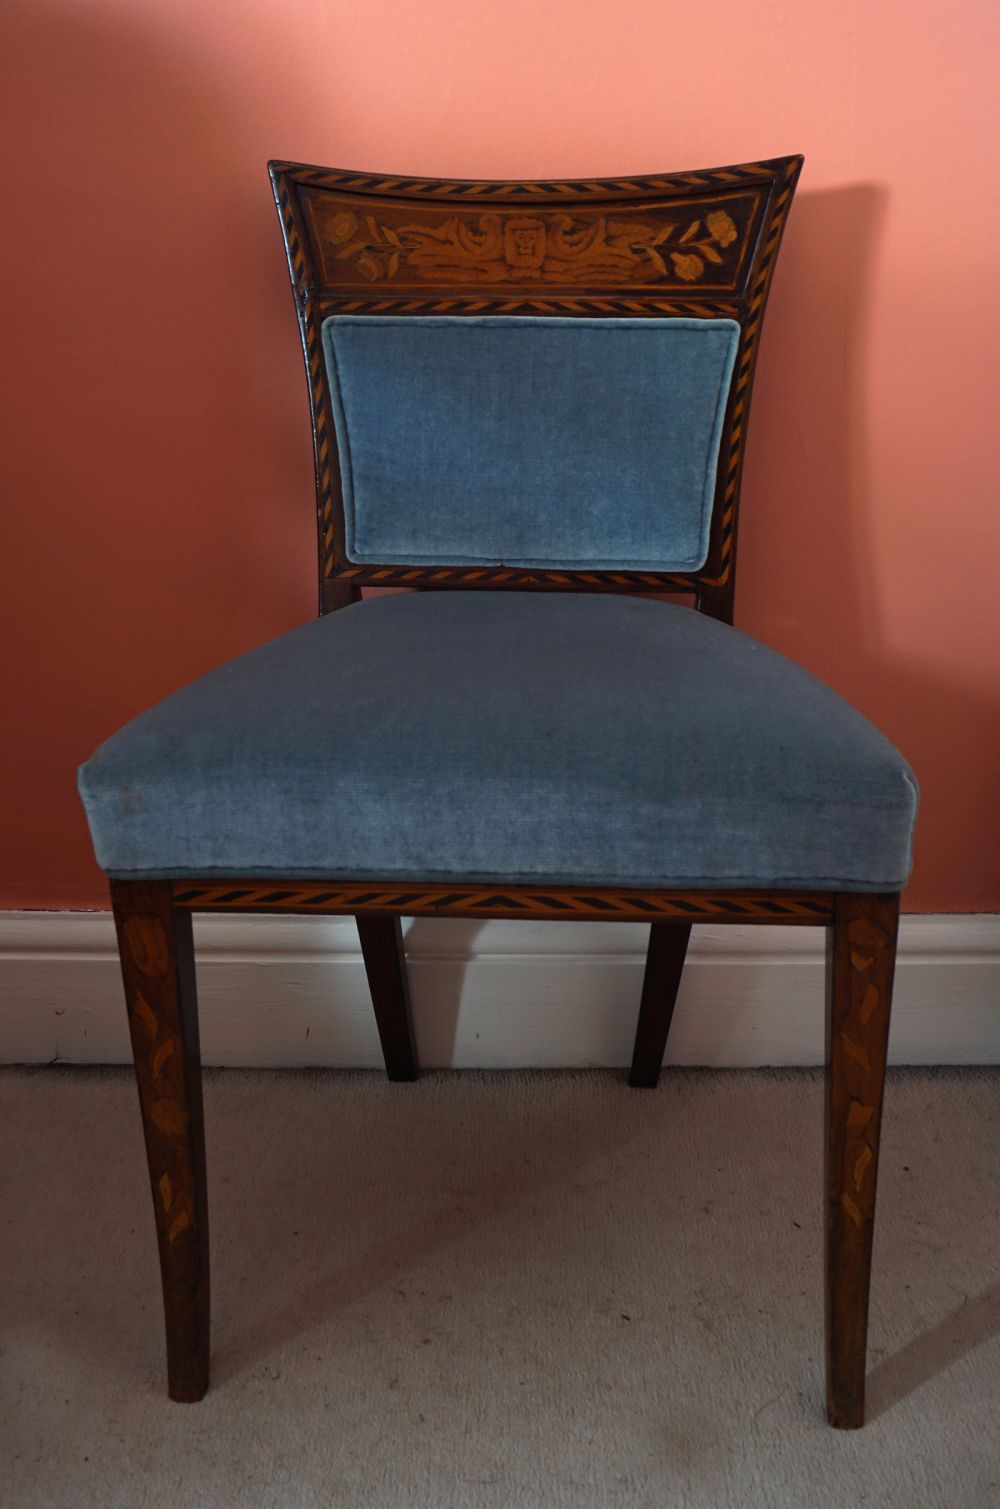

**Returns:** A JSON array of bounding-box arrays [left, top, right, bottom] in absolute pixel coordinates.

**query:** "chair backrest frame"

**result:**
[[269, 154, 803, 621]]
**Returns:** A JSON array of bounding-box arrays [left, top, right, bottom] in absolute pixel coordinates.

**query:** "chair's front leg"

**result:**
[[111, 880, 209, 1401], [825, 891, 899, 1428]]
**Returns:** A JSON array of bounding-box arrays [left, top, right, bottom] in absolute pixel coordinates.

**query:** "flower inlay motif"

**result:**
[[321, 206, 742, 285]]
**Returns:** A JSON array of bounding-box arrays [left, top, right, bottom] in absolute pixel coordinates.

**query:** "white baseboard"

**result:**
[[1, 911, 997, 1069]]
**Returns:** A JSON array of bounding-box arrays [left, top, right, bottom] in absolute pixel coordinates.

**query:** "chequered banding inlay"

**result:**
[[172, 881, 831, 923]]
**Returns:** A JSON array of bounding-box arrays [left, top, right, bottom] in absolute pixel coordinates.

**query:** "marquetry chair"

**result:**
[[77, 154, 917, 1428]]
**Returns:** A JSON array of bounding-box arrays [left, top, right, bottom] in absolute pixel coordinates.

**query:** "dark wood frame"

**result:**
[[109, 154, 904, 1428]]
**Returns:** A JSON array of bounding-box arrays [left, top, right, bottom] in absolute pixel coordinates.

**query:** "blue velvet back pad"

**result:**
[[322, 315, 740, 571]]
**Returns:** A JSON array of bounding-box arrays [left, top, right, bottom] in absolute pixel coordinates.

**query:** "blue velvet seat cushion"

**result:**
[[78, 593, 917, 891], [323, 315, 740, 570]]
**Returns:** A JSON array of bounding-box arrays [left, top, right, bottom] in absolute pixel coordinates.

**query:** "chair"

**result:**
[[77, 154, 917, 1428]]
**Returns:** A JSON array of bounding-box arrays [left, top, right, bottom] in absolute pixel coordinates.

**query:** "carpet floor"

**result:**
[[2, 1067, 998, 1508]]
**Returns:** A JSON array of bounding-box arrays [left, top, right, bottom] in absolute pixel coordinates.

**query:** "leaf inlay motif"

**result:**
[[321, 207, 742, 286]]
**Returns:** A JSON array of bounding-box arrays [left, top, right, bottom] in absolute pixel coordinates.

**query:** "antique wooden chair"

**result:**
[[77, 154, 918, 1427]]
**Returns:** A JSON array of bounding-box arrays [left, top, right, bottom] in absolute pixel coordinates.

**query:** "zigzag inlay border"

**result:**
[[709, 155, 799, 586], [274, 173, 339, 570], [272, 161, 777, 200], [316, 297, 742, 319], [172, 881, 833, 924], [331, 563, 700, 591]]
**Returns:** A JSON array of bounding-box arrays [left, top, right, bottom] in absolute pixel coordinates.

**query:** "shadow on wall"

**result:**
[[1, 1, 320, 906], [742, 185, 999, 911], [3, 0, 317, 633], [387, 190, 998, 1064]]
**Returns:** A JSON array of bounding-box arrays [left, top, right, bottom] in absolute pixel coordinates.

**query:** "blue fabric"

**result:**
[[78, 593, 917, 890], [323, 315, 739, 571]]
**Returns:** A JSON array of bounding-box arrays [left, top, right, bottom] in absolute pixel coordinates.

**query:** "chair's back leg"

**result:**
[[825, 891, 899, 1428], [629, 923, 693, 1088], [111, 880, 210, 1401], [356, 914, 419, 1081]]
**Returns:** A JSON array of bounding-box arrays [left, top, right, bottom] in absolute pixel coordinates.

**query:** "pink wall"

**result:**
[[2, 0, 998, 912]]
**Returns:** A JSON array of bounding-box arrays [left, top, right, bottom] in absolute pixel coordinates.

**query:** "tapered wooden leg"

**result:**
[[111, 880, 209, 1402], [356, 914, 418, 1082], [825, 891, 899, 1428], [628, 923, 692, 1088]]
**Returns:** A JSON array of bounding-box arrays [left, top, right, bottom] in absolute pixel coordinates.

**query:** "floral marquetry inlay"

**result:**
[[832, 908, 894, 1231], [304, 192, 757, 290], [118, 900, 198, 1253]]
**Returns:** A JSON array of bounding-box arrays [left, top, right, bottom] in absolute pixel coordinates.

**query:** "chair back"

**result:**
[[270, 156, 802, 614]]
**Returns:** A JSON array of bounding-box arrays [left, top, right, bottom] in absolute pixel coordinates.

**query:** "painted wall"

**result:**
[[2, 0, 997, 912]]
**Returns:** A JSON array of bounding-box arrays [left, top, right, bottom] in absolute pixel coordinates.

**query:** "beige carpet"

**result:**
[[2, 1067, 998, 1508]]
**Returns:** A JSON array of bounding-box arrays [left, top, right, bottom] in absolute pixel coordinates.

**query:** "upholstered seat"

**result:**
[[78, 589, 916, 889]]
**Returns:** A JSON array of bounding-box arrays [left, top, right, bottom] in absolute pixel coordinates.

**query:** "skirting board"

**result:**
[[1, 911, 997, 1069]]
